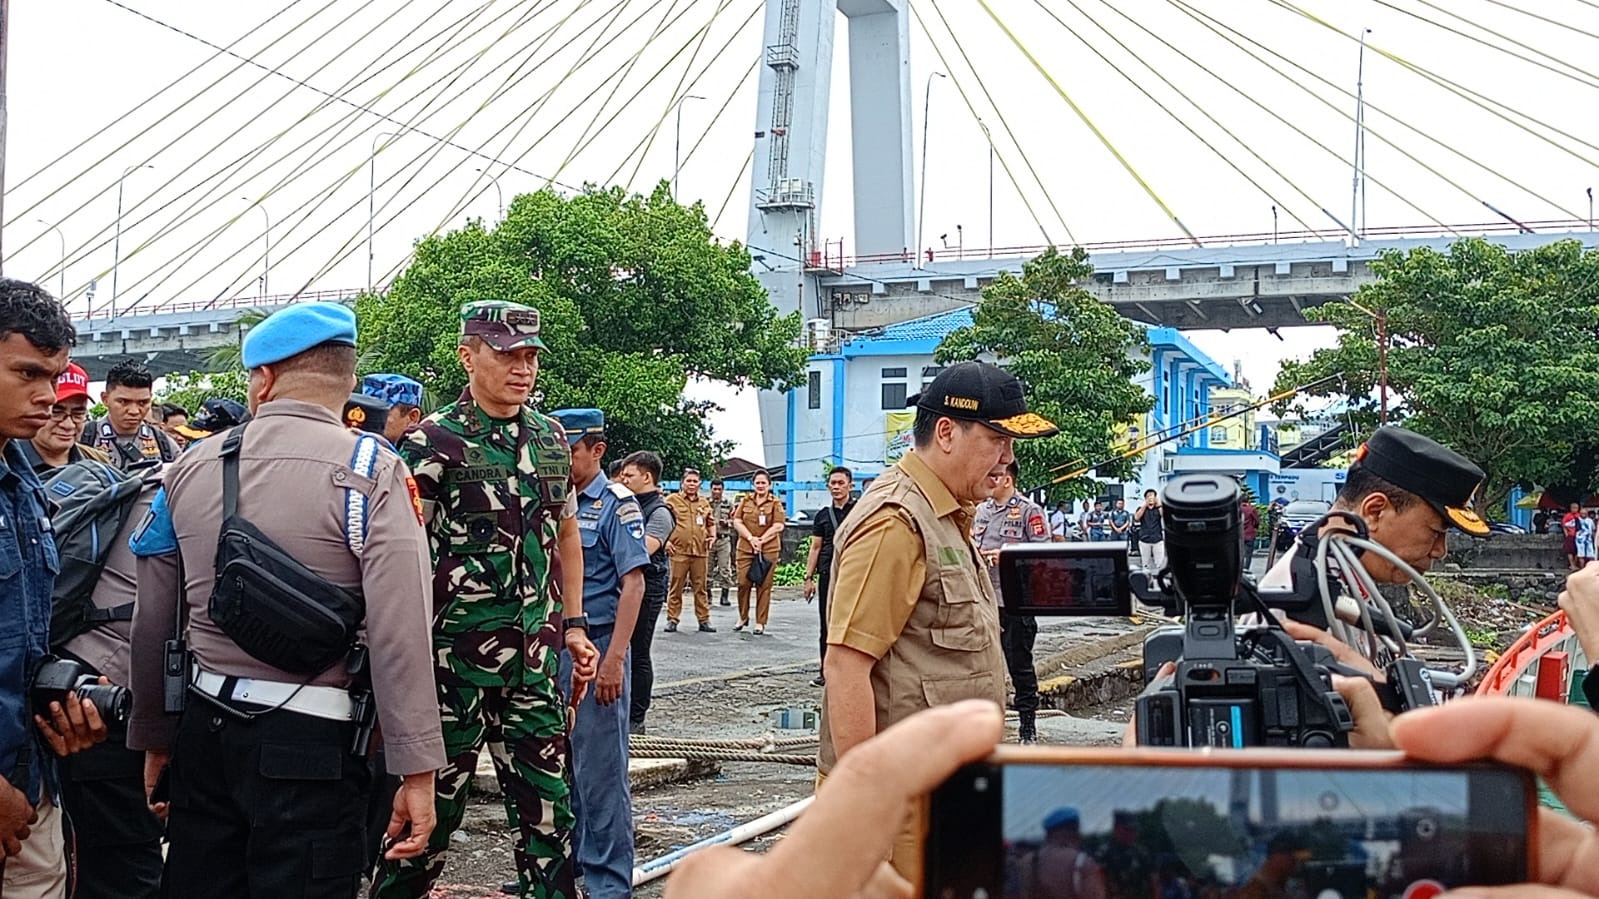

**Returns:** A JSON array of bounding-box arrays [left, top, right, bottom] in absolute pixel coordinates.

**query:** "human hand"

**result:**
[[565, 630, 599, 707], [1559, 562, 1599, 659], [384, 772, 437, 860], [35, 679, 110, 757], [803, 578, 816, 601], [596, 655, 626, 706], [1391, 697, 1599, 898], [0, 783, 34, 858], [1121, 662, 1176, 748], [143, 750, 170, 821], [664, 700, 1004, 899]]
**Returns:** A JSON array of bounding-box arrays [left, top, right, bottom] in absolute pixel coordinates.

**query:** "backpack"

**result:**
[[41, 459, 154, 648]]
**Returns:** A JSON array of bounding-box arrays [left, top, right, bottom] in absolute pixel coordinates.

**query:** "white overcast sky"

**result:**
[[5, 0, 1596, 461]]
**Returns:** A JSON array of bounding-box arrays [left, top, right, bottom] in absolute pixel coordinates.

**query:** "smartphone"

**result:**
[[998, 544, 1132, 617], [924, 747, 1534, 899]]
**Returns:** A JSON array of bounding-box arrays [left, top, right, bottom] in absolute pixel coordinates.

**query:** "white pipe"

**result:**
[[632, 795, 815, 887]]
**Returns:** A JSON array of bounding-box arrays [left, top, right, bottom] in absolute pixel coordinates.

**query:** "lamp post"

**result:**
[[915, 71, 946, 267], [36, 219, 64, 298], [978, 119, 994, 257], [475, 167, 504, 221], [111, 163, 153, 318], [1588, 187, 1593, 230], [672, 95, 705, 201], [1348, 299, 1389, 425], [242, 198, 269, 297], [368, 131, 399, 293], [1349, 28, 1371, 245]]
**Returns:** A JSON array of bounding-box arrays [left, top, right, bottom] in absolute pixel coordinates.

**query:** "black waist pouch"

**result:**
[[208, 425, 364, 675]]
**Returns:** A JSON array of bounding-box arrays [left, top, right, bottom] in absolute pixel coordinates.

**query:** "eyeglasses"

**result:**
[[682, 468, 701, 476], [49, 406, 88, 422]]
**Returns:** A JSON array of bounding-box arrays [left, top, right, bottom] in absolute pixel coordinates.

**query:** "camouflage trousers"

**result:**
[[370, 677, 575, 899], [709, 535, 734, 589]]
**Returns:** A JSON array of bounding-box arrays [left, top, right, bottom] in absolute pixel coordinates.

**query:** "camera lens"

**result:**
[[76, 682, 132, 724], [1160, 474, 1243, 606]]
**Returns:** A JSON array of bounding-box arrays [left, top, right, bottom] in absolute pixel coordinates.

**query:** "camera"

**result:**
[[33, 657, 132, 725], [997, 474, 1356, 749]]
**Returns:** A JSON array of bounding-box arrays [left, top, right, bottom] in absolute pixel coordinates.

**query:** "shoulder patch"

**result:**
[[606, 482, 634, 501], [129, 487, 178, 557]]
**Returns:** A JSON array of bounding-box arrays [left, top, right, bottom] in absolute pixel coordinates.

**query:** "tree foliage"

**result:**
[[1271, 238, 1599, 509], [935, 247, 1152, 501], [157, 370, 250, 415], [356, 182, 807, 472]]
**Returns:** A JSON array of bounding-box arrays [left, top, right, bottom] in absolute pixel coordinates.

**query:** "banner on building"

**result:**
[[885, 411, 916, 462]]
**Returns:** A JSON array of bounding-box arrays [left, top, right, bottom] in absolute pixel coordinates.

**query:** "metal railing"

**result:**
[[81, 288, 364, 321]]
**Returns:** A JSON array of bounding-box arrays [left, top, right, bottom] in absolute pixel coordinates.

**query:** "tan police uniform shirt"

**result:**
[[127, 399, 446, 776], [734, 493, 785, 556], [664, 493, 713, 557], [817, 450, 1006, 775]]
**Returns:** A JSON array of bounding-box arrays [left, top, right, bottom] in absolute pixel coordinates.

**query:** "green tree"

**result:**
[[203, 309, 271, 371], [1272, 238, 1599, 511], [935, 247, 1152, 501], [157, 370, 250, 414], [356, 183, 806, 472]]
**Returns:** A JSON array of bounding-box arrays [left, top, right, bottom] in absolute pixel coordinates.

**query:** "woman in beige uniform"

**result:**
[[732, 471, 786, 634]]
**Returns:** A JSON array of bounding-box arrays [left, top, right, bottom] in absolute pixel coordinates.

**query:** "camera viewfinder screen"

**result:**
[[1002, 551, 1129, 616], [998, 763, 1527, 899]]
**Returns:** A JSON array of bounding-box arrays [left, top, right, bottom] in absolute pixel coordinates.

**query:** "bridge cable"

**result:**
[[1162, 0, 1584, 223], [80, 0, 526, 313], [1469, 0, 1599, 42], [367, 0, 761, 289], [1036, 0, 1320, 235], [105, 0, 562, 312], [916, 0, 1073, 245], [171, 0, 594, 308], [677, 56, 761, 190], [1380, 0, 1599, 90], [8, 0, 363, 258], [974, 0, 1201, 247], [8, 0, 316, 196], [711, 148, 755, 232], [1148, 0, 1457, 234], [1269, 0, 1599, 167]]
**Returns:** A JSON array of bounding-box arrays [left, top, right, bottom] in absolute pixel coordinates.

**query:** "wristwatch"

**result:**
[[563, 615, 590, 632]]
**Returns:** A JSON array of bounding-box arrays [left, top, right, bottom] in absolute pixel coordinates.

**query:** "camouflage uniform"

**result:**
[[709, 495, 736, 593], [372, 303, 578, 899]]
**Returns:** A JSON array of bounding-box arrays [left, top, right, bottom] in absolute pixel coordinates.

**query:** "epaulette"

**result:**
[[344, 433, 382, 554], [606, 482, 634, 502]]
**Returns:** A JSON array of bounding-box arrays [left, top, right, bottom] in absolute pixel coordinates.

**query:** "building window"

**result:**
[[807, 370, 821, 409], [882, 382, 907, 410], [921, 365, 944, 387], [1209, 426, 1228, 444], [881, 367, 907, 378]]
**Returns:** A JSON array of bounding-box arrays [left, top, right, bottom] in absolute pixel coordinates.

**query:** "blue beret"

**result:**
[[362, 373, 422, 408], [242, 302, 357, 369], [550, 408, 605, 446], [1043, 807, 1080, 831]]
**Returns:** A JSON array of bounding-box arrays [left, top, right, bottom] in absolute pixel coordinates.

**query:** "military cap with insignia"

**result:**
[[241, 301, 358, 369], [460, 300, 547, 351], [1350, 426, 1490, 536], [908, 360, 1060, 439], [549, 408, 605, 446], [362, 373, 423, 408], [174, 397, 251, 440]]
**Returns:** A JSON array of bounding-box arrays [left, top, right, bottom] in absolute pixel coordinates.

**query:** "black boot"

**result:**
[[719, 587, 731, 606], [1018, 711, 1037, 745]]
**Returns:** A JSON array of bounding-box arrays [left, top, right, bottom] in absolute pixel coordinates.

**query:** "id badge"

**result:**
[[696, 515, 704, 525], [758, 514, 767, 526]]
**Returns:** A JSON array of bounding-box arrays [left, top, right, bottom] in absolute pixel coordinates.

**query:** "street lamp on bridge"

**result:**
[[916, 71, 946, 267], [111, 163, 154, 318], [35, 219, 64, 299], [368, 131, 400, 293], [672, 95, 705, 202], [241, 198, 269, 297], [475, 167, 504, 222]]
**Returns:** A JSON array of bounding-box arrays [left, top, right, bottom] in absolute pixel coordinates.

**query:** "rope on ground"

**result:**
[[628, 749, 817, 765], [629, 734, 818, 750]]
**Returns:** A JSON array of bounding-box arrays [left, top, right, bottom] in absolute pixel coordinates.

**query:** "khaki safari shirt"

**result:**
[[816, 450, 1006, 775], [734, 493, 786, 557], [665, 493, 714, 557]]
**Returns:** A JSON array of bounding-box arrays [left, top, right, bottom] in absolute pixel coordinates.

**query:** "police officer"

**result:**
[[615, 450, 676, 735], [360, 373, 425, 445], [708, 478, 735, 606], [371, 301, 599, 899], [82, 359, 178, 469], [127, 302, 444, 897], [972, 459, 1051, 744], [662, 468, 717, 634], [818, 361, 1057, 879], [551, 408, 650, 899]]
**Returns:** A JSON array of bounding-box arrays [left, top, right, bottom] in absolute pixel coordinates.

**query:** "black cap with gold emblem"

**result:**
[[1351, 426, 1489, 536], [908, 361, 1060, 439]]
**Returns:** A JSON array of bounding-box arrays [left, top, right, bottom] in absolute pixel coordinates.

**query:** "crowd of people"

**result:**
[[1, 276, 1596, 899]]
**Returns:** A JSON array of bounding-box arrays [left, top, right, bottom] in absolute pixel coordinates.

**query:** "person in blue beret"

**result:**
[[1013, 806, 1106, 899], [361, 374, 424, 444]]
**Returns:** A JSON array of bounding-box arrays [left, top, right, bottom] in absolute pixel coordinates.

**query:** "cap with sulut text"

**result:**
[[908, 361, 1059, 439], [362, 373, 423, 408], [55, 363, 90, 403], [241, 302, 357, 369], [1351, 426, 1490, 536], [549, 408, 604, 446], [460, 301, 547, 352]]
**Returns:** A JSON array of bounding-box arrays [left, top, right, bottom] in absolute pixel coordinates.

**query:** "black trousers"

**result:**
[[629, 595, 666, 731], [816, 568, 833, 665], [164, 702, 372, 898], [59, 723, 164, 899], [1000, 613, 1039, 715]]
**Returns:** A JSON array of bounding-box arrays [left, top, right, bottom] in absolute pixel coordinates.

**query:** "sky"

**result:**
[[5, 0, 1598, 461]]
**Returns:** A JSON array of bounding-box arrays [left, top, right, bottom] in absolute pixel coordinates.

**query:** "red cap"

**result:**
[[56, 363, 90, 402]]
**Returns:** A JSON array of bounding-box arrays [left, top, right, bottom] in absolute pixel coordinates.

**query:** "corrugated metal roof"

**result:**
[[846, 307, 973, 347]]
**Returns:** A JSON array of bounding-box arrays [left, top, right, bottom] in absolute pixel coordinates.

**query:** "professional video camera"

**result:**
[[998, 473, 1473, 749], [33, 657, 131, 724]]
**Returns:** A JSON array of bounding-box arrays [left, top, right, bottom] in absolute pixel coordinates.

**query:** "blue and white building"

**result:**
[[777, 307, 1282, 512]]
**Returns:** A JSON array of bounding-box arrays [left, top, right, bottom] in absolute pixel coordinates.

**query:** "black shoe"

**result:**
[[719, 589, 731, 606], [664, 620, 678, 632], [1018, 712, 1038, 745], [810, 675, 826, 687], [500, 881, 519, 895], [698, 621, 717, 633]]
